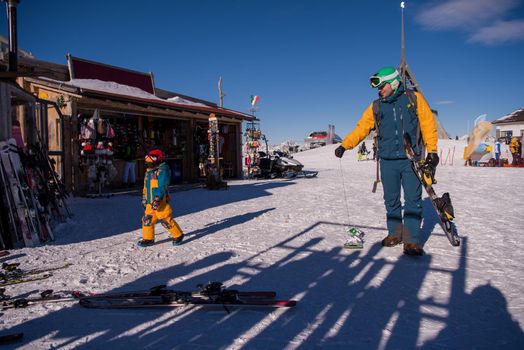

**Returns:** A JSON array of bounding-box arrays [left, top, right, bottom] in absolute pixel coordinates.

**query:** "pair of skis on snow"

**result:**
[[1, 282, 297, 311], [0, 262, 73, 287]]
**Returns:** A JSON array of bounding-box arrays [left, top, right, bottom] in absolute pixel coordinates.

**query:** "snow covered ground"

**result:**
[[1, 140, 523, 349]]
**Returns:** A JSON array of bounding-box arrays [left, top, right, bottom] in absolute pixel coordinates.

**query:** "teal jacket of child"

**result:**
[[142, 162, 171, 204]]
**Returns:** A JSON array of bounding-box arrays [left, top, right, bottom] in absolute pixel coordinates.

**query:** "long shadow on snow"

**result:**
[[238, 231, 524, 349], [420, 197, 463, 249], [419, 197, 438, 246], [53, 180, 293, 246], [155, 208, 276, 246], [420, 237, 524, 349], [4, 226, 523, 349]]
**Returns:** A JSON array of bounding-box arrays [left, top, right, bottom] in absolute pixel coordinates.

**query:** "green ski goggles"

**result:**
[[369, 71, 399, 88]]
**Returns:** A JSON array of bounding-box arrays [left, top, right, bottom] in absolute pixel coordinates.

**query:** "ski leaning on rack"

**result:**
[[0, 141, 38, 247], [403, 134, 460, 247], [78, 282, 297, 310]]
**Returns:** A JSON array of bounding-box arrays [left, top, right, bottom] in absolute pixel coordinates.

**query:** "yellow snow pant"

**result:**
[[142, 200, 183, 241]]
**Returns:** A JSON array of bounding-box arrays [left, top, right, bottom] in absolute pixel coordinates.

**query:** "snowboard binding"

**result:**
[[420, 160, 437, 186], [434, 192, 455, 220], [344, 227, 365, 249]]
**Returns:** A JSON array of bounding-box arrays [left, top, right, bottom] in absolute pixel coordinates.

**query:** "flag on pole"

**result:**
[[250, 95, 260, 106]]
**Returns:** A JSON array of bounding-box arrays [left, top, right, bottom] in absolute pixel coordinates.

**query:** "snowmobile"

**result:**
[[256, 137, 317, 178], [257, 150, 305, 178]]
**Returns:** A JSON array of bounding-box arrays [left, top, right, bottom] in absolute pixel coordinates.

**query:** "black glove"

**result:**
[[151, 196, 161, 210], [334, 146, 346, 158], [423, 152, 439, 184], [425, 152, 439, 168], [141, 197, 147, 209]]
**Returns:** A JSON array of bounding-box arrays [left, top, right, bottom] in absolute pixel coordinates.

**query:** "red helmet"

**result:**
[[145, 149, 163, 163]]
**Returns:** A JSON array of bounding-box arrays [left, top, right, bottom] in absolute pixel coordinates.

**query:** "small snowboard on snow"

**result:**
[[343, 227, 365, 249]]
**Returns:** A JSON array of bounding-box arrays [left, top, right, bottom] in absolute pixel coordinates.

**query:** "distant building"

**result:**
[[492, 108, 524, 141], [304, 131, 342, 148]]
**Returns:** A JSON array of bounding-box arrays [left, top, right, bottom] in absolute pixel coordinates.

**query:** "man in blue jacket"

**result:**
[[335, 66, 439, 256]]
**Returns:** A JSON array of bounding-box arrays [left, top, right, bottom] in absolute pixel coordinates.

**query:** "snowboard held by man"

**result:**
[[334, 66, 439, 256]]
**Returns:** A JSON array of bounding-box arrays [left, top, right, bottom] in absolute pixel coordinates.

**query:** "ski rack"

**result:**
[[244, 119, 262, 178]]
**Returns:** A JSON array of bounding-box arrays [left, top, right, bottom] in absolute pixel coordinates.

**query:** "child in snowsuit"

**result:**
[[138, 149, 184, 247]]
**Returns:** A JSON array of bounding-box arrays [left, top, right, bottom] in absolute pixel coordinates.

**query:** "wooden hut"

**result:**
[[8, 55, 253, 195]]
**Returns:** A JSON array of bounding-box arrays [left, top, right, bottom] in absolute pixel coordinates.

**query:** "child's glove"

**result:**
[[151, 196, 161, 210]]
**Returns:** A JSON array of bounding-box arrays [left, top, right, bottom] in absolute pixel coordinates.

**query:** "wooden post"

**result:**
[[136, 115, 144, 181], [66, 100, 77, 193], [0, 83, 12, 141], [188, 118, 196, 181], [218, 77, 225, 108], [235, 123, 242, 177]]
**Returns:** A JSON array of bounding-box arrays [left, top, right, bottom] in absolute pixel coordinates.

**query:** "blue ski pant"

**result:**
[[380, 158, 422, 244]]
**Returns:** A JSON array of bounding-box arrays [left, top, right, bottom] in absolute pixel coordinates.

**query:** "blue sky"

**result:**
[[3, 0, 524, 143]]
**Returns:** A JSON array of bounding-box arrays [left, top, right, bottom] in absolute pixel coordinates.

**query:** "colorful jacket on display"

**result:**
[[341, 84, 438, 160], [143, 163, 171, 204], [509, 138, 521, 154]]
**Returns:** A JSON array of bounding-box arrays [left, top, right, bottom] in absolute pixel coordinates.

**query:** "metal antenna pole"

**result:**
[[400, 1, 407, 87], [401, 1, 405, 67], [397, 1, 448, 139]]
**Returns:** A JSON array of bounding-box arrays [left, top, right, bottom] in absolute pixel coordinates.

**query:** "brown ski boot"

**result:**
[[403, 243, 424, 256], [381, 235, 402, 247]]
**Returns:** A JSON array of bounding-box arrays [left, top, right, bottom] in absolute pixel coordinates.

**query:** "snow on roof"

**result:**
[[69, 78, 162, 101], [30, 76, 254, 120], [167, 95, 208, 107], [66, 79, 208, 107], [492, 108, 524, 124]]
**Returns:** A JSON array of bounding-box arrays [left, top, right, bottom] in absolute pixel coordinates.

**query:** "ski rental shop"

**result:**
[[20, 55, 254, 196]]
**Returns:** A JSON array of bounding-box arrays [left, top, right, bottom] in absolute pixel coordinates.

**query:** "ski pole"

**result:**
[[338, 158, 352, 227]]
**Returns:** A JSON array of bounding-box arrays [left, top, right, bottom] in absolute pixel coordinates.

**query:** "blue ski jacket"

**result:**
[[341, 84, 437, 159]]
